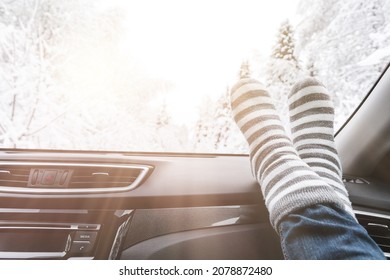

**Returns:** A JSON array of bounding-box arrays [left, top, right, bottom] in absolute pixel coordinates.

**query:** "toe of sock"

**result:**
[[289, 77, 325, 98], [231, 78, 265, 96]]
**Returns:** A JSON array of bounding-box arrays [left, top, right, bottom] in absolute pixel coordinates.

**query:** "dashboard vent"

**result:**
[[69, 166, 141, 188], [0, 166, 30, 187], [355, 210, 390, 259], [0, 163, 152, 194]]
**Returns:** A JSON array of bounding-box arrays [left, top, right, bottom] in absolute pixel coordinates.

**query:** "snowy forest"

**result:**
[[0, 0, 389, 153]]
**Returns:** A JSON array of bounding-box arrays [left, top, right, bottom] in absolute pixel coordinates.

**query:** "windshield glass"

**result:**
[[1, 0, 389, 153]]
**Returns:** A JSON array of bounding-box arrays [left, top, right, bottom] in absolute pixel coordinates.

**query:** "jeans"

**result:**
[[279, 204, 386, 259]]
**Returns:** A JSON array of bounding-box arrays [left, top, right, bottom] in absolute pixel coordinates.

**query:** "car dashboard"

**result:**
[[0, 150, 284, 260], [0, 150, 389, 260]]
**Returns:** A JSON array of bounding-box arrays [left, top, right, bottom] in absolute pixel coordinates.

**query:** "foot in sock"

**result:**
[[288, 77, 355, 218], [230, 78, 344, 231]]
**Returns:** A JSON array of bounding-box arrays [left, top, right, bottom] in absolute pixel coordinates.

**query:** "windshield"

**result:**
[[1, 0, 389, 153]]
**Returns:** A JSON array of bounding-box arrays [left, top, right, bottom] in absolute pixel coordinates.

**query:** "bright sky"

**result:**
[[120, 0, 300, 123]]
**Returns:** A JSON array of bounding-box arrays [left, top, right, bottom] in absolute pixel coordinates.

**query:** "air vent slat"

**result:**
[[0, 179, 29, 183], [355, 211, 390, 260], [371, 236, 390, 246], [0, 166, 30, 187], [70, 181, 133, 185], [71, 179, 134, 183], [0, 175, 29, 179], [1, 169, 30, 175], [68, 181, 138, 188], [71, 175, 137, 181], [0, 181, 28, 187]]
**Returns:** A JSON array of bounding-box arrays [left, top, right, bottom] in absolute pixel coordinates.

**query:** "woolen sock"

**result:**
[[231, 78, 344, 231], [288, 77, 355, 219]]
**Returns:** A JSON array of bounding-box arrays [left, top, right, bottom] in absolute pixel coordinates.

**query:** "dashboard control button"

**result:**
[[70, 241, 94, 254], [74, 231, 97, 243], [42, 170, 57, 185], [78, 225, 99, 230]]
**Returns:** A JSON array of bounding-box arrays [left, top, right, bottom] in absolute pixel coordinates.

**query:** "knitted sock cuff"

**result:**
[[271, 183, 345, 231]]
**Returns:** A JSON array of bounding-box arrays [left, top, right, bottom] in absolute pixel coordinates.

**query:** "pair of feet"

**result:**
[[230, 78, 354, 232]]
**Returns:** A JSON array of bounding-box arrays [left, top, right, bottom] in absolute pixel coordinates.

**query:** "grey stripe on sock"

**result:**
[[234, 104, 276, 121], [305, 162, 341, 176], [250, 134, 291, 161], [247, 125, 286, 145], [290, 107, 334, 122], [293, 133, 334, 143], [266, 177, 329, 207], [232, 90, 270, 108], [299, 153, 341, 170], [291, 121, 333, 133], [316, 172, 345, 187], [263, 166, 318, 197], [295, 144, 338, 154], [289, 93, 330, 110], [236, 115, 284, 133], [253, 143, 296, 174]]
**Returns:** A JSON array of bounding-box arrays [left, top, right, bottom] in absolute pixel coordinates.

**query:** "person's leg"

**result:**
[[288, 78, 354, 217], [284, 77, 385, 259], [230, 78, 385, 259], [230, 78, 344, 230], [279, 204, 386, 259]]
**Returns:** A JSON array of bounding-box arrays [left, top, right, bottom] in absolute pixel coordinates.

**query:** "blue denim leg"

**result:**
[[279, 204, 386, 259]]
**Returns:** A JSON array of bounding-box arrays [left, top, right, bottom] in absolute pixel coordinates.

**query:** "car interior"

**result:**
[[0, 63, 389, 260]]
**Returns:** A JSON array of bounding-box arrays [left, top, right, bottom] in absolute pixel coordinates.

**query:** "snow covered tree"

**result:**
[[295, 0, 390, 129], [265, 20, 302, 122], [194, 96, 216, 151], [194, 87, 247, 153], [212, 87, 232, 151], [272, 20, 296, 61], [0, 0, 65, 147], [239, 60, 252, 79], [156, 102, 171, 128], [267, 20, 301, 86]]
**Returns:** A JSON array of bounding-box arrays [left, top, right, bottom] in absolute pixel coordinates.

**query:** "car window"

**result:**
[[0, 0, 389, 153]]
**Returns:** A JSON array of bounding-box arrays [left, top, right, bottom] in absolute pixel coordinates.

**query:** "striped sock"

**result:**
[[289, 77, 355, 219], [231, 78, 344, 231]]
